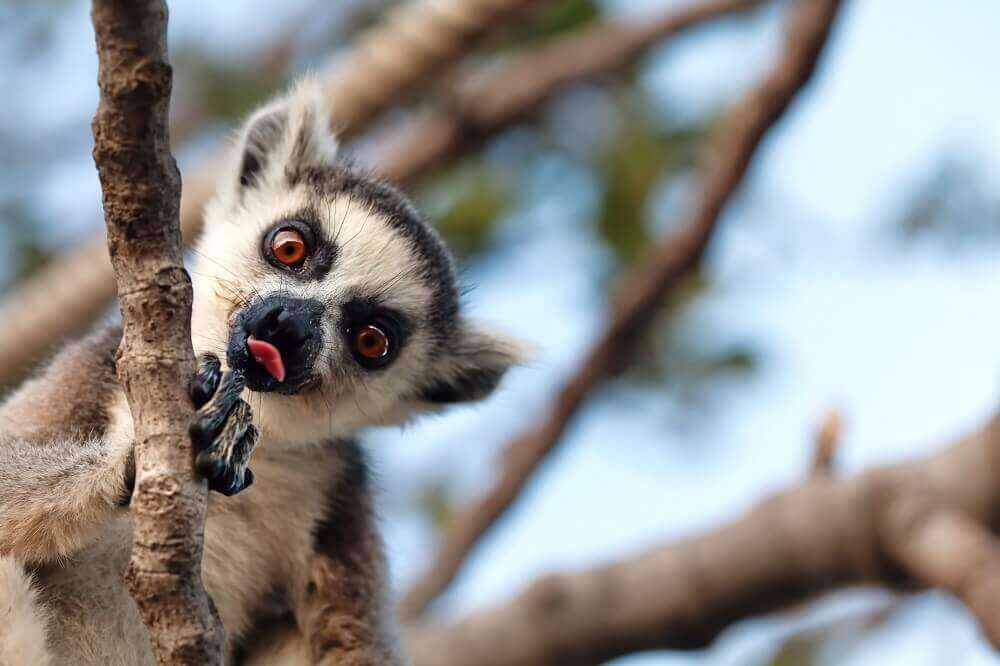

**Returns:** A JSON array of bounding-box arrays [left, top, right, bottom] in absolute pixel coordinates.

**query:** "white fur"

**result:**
[[0, 557, 52, 666]]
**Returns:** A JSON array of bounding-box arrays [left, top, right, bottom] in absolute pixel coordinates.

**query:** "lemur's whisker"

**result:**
[[191, 249, 265, 305], [339, 205, 372, 251], [338, 191, 352, 241], [330, 197, 345, 245]]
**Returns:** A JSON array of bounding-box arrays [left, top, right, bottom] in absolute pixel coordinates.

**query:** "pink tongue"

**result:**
[[247, 337, 286, 383]]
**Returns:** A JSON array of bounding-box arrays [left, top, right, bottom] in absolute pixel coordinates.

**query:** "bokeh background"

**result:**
[[2, 1, 1000, 663]]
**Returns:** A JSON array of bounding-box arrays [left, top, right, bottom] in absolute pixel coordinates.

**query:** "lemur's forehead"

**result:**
[[299, 165, 459, 335], [315, 193, 431, 310]]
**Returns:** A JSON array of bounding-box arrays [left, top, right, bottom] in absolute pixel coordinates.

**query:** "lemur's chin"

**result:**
[[243, 370, 321, 396], [226, 295, 325, 396]]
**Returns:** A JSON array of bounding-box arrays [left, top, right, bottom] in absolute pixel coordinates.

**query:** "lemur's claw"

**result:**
[[189, 355, 258, 496], [190, 353, 222, 408]]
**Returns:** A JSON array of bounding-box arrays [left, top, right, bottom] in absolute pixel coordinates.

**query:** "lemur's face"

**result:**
[[190, 80, 519, 445]]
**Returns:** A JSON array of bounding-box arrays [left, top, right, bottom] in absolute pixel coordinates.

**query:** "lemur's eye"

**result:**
[[353, 324, 390, 361], [343, 299, 407, 370], [270, 228, 308, 267]]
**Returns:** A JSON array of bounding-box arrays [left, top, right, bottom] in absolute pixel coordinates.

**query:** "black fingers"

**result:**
[[198, 436, 257, 495], [190, 354, 223, 408], [189, 369, 247, 451], [196, 405, 258, 496], [190, 374, 258, 497]]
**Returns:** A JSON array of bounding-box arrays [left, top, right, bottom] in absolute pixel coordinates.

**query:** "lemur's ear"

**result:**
[[233, 77, 339, 195], [419, 323, 525, 404]]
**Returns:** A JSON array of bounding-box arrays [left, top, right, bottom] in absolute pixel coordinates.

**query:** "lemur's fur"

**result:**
[[0, 79, 520, 665]]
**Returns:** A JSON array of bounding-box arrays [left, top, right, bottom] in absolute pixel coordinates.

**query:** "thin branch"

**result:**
[[405, 414, 1000, 666], [810, 406, 842, 478], [90, 0, 222, 662], [398, 0, 845, 620], [0, 0, 547, 387]]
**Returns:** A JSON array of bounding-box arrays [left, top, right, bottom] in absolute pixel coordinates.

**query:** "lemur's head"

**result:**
[[191, 79, 521, 445]]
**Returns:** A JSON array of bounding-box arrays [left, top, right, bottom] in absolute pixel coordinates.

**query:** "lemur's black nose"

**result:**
[[230, 296, 324, 394], [248, 303, 313, 351]]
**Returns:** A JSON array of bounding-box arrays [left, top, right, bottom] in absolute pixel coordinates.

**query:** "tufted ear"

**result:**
[[419, 322, 525, 405], [230, 77, 339, 198]]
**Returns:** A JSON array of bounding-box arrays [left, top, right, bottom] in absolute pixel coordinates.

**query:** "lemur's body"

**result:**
[[0, 80, 518, 665], [4, 332, 383, 664]]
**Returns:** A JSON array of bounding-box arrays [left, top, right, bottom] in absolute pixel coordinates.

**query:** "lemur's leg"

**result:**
[[188, 354, 259, 496], [0, 556, 53, 666], [294, 441, 405, 666]]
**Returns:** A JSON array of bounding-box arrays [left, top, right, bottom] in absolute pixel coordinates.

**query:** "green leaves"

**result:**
[[0, 200, 50, 289], [892, 154, 1000, 248], [418, 161, 513, 260], [417, 480, 455, 531], [596, 89, 712, 266], [521, 0, 601, 43], [173, 46, 286, 124]]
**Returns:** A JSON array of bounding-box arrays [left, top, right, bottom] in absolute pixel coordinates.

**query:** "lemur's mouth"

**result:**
[[228, 295, 324, 395]]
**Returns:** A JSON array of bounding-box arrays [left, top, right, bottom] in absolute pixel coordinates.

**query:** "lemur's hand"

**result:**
[[189, 353, 259, 496]]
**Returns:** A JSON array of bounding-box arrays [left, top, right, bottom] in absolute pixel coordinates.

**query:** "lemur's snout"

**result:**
[[228, 296, 324, 394]]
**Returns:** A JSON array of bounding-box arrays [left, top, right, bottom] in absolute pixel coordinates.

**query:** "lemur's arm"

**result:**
[[0, 326, 130, 561], [294, 441, 405, 665], [0, 327, 257, 562], [0, 432, 133, 561]]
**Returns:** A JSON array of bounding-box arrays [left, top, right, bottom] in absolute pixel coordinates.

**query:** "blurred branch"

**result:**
[[398, 0, 844, 620], [319, 0, 545, 138], [405, 413, 1000, 666], [90, 0, 221, 661], [169, 21, 298, 146], [377, 0, 767, 183], [0, 0, 548, 387]]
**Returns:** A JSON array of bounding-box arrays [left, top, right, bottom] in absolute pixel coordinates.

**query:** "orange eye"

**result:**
[[270, 228, 308, 267], [354, 324, 390, 360]]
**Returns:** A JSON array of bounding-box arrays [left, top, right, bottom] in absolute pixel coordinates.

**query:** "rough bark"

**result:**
[[399, 0, 845, 620], [405, 414, 1000, 666], [0, 0, 764, 389], [90, 0, 223, 663]]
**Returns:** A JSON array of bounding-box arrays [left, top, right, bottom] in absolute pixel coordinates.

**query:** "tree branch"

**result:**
[[90, 0, 222, 662], [320, 0, 546, 139], [398, 0, 845, 620], [0, 0, 548, 388], [405, 414, 1000, 666]]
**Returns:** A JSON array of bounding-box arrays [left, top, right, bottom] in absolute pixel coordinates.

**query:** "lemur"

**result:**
[[0, 78, 520, 665]]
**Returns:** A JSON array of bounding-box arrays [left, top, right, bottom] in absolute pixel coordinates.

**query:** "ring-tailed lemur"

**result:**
[[0, 78, 520, 665]]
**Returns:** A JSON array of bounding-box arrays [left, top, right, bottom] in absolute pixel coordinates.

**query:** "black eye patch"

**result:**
[[259, 213, 336, 280], [341, 297, 412, 370]]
